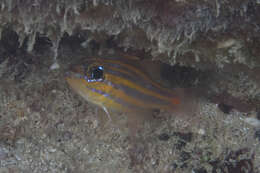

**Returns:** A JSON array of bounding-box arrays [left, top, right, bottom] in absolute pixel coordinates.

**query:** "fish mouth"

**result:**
[[69, 65, 82, 73], [65, 71, 83, 79], [65, 65, 85, 79]]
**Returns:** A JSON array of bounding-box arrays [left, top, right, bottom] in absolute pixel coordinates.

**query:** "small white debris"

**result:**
[[243, 117, 260, 127], [50, 62, 60, 70], [0, 146, 7, 160], [48, 147, 57, 153], [80, 40, 89, 48], [27, 32, 36, 52], [52, 89, 57, 93], [92, 119, 99, 129], [217, 38, 236, 49], [93, 0, 98, 7], [198, 128, 205, 135], [15, 154, 22, 161]]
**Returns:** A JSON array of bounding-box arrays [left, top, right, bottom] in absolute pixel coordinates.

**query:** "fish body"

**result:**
[[66, 55, 181, 113]]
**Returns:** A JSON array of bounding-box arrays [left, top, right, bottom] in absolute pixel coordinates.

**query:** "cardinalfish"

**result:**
[[66, 55, 190, 117]]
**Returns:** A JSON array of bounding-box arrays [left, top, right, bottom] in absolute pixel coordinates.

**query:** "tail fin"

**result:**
[[168, 88, 205, 121]]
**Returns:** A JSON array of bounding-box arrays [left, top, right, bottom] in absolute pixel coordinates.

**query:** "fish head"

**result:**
[[66, 59, 108, 106]]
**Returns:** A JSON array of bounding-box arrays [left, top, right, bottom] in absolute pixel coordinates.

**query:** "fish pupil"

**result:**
[[91, 66, 104, 80]]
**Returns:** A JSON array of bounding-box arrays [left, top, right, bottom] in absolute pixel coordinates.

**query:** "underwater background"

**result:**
[[0, 0, 259, 172]]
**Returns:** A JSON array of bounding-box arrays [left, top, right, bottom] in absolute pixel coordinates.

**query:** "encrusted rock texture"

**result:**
[[0, 0, 260, 173]]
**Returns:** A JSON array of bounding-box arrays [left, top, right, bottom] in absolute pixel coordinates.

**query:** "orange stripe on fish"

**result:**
[[66, 77, 126, 110], [104, 74, 177, 106], [71, 76, 174, 111], [101, 59, 167, 91]]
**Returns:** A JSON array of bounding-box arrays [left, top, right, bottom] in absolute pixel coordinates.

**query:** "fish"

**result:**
[[66, 55, 192, 117]]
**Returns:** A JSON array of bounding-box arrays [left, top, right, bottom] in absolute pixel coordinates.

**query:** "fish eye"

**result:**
[[90, 66, 104, 80]]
